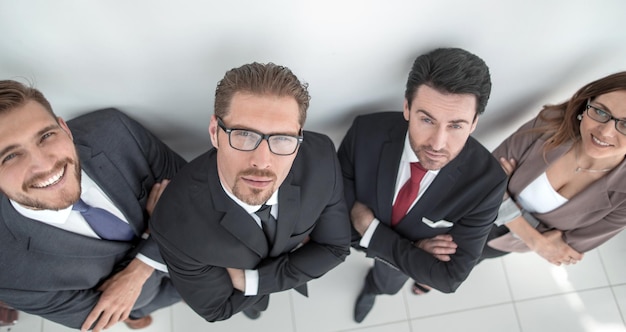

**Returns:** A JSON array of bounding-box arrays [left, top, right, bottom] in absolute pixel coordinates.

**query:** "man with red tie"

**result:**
[[337, 47, 508, 323]]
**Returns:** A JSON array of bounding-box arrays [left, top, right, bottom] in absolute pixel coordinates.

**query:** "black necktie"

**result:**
[[255, 204, 276, 245], [72, 199, 135, 241], [256, 204, 308, 297]]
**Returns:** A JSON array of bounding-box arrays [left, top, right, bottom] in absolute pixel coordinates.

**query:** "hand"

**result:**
[[226, 268, 245, 292], [146, 179, 171, 217], [81, 259, 154, 332], [498, 157, 517, 176], [531, 230, 584, 266], [415, 234, 458, 261], [350, 201, 375, 236]]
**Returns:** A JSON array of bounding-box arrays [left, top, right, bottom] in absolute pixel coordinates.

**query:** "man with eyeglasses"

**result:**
[[150, 62, 351, 322]]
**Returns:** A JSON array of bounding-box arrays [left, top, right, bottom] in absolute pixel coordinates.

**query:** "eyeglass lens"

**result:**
[[587, 105, 626, 135], [229, 129, 299, 155]]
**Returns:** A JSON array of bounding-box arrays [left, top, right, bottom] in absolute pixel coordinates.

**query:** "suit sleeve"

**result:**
[[366, 175, 507, 293], [491, 114, 544, 170], [108, 109, 187, 264], [256, 136, 351, 294], [563, 205, 626, 252], [337, 117, 367, 245], [0, 288, 103, 329], [153, 238, 260, 322]]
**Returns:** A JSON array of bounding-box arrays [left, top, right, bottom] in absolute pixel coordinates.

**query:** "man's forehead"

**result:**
[[411, 88, 477, 122], [0, 104, 60, 145]]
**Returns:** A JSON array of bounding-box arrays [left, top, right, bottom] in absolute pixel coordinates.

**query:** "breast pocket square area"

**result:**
[[421, 217, 453, 228]]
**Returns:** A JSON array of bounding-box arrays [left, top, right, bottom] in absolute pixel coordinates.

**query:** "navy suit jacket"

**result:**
[[151, 131, 351, 322], [338, 112, 507, 292], [0, 109, 186, 328]]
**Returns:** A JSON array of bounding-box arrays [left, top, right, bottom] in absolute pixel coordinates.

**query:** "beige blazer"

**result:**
[[488, 112, 626, 253]]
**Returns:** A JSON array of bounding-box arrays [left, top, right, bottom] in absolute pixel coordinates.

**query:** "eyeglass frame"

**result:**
[[585, 99, 626, 136], [216, 117, 303, 156]]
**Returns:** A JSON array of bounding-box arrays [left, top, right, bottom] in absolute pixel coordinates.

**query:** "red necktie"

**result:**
[[391, 162, 427, 227]]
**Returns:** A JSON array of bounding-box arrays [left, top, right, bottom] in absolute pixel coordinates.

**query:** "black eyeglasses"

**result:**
[[216, 117, 303, 156], [585, 99, 626, 136]]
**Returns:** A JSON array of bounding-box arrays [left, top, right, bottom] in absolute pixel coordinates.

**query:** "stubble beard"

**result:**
[[409, 138, 451, 171], [232, 168, 277, 206], [16, 158, 82, 210]]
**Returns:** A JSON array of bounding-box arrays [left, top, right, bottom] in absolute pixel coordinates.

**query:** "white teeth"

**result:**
[[32, 167, 65, 188], [592, 136, 610, 146]]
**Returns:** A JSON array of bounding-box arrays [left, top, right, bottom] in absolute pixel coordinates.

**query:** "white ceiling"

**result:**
[[1, 0, 625, 159]]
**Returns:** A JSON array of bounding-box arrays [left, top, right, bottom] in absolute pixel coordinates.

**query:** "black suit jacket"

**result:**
[[338, 112, 507, 292], [0, 109, 186, 328], [151, 131, 351, 322]]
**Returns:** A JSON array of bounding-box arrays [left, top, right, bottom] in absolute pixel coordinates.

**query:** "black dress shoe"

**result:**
[[242, 308, 261, 320], [354, 289, 376, 323]]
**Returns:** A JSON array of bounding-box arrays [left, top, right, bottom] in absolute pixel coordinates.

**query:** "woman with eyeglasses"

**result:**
[[480, 71, 626, 266]]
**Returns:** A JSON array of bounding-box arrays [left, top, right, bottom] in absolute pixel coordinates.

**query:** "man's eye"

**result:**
[[2, 153, 18, 164], [41, 132, 54, 142], [233, 130, 252, 137]]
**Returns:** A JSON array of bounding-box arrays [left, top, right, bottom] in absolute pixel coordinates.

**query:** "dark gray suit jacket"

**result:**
[[0, 109, 186, 328], [151, 131, 351, 322], [338, 112, 507, 293]]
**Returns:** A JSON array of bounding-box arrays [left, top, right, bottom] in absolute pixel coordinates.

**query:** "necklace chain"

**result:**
[[574, 145, 612, 173]]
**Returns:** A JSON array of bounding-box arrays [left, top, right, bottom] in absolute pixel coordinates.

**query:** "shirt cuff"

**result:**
[[135, 254, 168, 273], [494, 197, 522, 226], [244, 269, 259, 296], [359, 218, 380, 248]]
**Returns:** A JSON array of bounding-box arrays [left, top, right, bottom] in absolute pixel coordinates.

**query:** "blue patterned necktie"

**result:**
[[255, 204, 276, 245], [72, 199, 135, 241]]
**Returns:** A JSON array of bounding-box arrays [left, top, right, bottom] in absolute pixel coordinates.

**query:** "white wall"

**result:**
[[1, 0, 625, 160]]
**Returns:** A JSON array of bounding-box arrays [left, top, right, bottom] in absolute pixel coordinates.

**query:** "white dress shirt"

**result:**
[[11, 170, 167, 272]]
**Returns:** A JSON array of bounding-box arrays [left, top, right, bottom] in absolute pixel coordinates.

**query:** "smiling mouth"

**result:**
[[31, 166, 66, 188], [592, 135, 612, 147]]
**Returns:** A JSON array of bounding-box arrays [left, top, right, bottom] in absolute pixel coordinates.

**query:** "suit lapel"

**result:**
[[77, 144, 143, 236], [273, 174, 300, 256], [219, 208, 269, 257], [377, 123, 405, 223], [509, 140, 571, 194], [206, 157, 269, 258]]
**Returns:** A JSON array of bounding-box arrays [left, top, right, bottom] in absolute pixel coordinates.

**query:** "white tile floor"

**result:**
[[3, 230, 626, 332]]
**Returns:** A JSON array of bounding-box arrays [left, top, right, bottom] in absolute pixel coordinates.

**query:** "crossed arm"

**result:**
[[496, 158, 584, 266], [80, 180, 170, 332]]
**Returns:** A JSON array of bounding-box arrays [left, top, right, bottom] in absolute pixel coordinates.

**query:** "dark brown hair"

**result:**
[[539, 71, 626, 151], [0, 80, 55, 118]]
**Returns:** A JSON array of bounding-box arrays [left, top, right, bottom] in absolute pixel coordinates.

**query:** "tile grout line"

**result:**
[[501, 256, 525, 332], [597, 249, 626, 326], [401, 287, 414, 332], [288, 290, 298, 332]]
